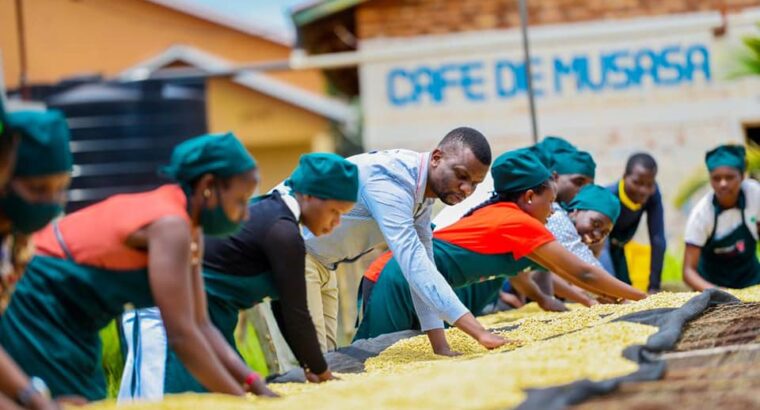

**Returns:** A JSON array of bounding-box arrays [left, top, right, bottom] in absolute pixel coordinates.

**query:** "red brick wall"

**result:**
[[356, 0, 758, 39]]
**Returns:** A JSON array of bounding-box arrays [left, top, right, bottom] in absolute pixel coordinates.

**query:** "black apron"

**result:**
[[698, 192, 760, 289]]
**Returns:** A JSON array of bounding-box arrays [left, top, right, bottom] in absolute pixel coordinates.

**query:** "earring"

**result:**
[[203, 189, 211, 198], [528, 200, 533, 204]]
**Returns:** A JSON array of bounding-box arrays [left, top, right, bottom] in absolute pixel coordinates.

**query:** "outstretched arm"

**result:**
[[551, 276, 597, 307], [0, 348, 56, 409], [147, 217, 244, 396], [264, 221, 331, 382], [191, 244, 276, 397], [529, 241, 646, 301], [509, 271, 567, 312], [682, 244, 714, 291]]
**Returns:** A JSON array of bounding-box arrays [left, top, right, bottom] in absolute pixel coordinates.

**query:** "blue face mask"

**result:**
[[200, 185, 243, 237], [0, 189, 62, 234]]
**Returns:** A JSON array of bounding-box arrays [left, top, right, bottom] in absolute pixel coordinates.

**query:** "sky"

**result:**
[[179, 0, 307, 41]]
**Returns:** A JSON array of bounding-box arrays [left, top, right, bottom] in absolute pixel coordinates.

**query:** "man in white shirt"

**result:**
[[290, 127, 507, 355]]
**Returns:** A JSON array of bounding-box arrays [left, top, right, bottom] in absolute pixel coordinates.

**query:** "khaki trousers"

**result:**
[[304, 254, 339, 352]]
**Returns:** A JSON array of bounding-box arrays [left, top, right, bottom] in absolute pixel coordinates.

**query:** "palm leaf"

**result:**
[[748, 144, 760, 179], [743, 36, 760, 60], [726, 24, 760, 78]]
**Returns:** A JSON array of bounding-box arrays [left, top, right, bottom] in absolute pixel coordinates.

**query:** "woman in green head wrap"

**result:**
[[120, 152, 359, 398], [0, 109, 70, 410], [460, 183, 622, 314], [529, 136, 596, 204], [683, 144, 759, 291], [552, 149, 596, 204], [356, 149, 645, 344], [284, 152, 359, 234], [520, 146, 596, 304], [160, 132, 260, 237], [523, 136, 595, 207], [563, 184, 621, 245], [0, 110, 72, 236], [0, 132, 280, 401], [503, 181, 622, 308], [0, 109, 73, 323]]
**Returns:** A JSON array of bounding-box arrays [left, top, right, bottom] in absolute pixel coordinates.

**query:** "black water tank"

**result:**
[[48, 80, 206, 212]]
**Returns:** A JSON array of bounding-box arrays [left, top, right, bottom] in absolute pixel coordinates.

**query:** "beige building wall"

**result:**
[[0, 0, 325, 94], [206, 78, 335, 191]]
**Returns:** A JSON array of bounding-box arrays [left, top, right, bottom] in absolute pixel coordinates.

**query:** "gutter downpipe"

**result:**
[[518, 0, 539, 144]]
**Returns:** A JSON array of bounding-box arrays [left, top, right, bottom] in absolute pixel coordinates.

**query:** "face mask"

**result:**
[[200, 185, 243, 237], [0, 189, 62, 234]]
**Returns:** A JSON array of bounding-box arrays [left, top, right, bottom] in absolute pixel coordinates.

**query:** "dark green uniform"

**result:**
[[355, 239, 542, 340]]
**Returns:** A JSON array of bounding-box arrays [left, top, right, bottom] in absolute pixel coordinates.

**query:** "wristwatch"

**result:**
[[17, 377, 51, 408]]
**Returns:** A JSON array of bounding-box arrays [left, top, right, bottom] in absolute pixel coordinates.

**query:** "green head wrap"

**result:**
[[286, 153, 359, 202], [161, 132, 256, 187], [492, 148, 552, 193], [531, 136, 578, 170], [8, 110, 73, 176], [539, 136, 576, 155], [705, 144, 745, 173], [553, 150, 596, 179], [565, 184, 621, 224], [527, 145, 553, 169]]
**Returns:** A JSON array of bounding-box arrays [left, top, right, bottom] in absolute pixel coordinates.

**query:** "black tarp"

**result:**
[[516, 289, 739, 409]]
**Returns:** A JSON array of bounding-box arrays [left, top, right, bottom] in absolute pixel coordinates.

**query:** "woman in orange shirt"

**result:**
[[0, 133, 276, 400]]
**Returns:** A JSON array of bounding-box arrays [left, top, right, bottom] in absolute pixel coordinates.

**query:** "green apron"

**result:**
[[0, 255, 153, 400], [698, 193, 760, 288], [163, 269, 278, 393], [354, 239, 543, 340]]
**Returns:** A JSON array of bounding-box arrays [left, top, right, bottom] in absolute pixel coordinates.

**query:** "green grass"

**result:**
[[661, 250, 684, 284], [100, 320, 125, 399], [235, 318, 269, 377]]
